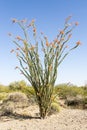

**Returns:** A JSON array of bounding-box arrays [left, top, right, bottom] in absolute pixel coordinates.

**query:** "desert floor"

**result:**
[[0, 106, 87, 130]]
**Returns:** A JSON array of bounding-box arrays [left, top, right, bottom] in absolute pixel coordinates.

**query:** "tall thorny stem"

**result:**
[[10, 16, 80, 118]]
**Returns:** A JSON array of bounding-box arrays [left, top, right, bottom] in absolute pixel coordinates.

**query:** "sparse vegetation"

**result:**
[[0, 82, 87, 110], [55, 83, 87, 109], [55, 84, 85, 99]]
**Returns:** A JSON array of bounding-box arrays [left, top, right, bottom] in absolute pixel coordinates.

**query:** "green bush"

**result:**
[[8, 80, 27, 91], [0, 93, 8, 101], [54, 84, 87, 109], [8, 80, 35, 99], [0, 84, 9, 93], [55, 84, 85, 99]]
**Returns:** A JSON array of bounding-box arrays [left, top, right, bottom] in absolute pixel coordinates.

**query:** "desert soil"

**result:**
[[0, 106, 87, 130]]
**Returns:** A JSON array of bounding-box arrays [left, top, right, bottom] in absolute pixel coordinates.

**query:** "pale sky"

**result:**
[[0, 0, 87, 86]]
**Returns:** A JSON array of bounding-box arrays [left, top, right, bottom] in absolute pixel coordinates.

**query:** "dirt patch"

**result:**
[[0, 107, 87, 130]]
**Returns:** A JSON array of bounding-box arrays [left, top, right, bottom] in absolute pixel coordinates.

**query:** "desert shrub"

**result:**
[[6, 92, 29, 103], [55, 84, 87, 109], [8, 81, 36, 103], [0, 93, 8, 101], [55, 84, 84, 99], [65, 95, 83, 108], [20, 85, 35, 97], [0, 85, 10, 101], [82, 86, 87, 96], [21, 86, 36, 104], [8, 80, 35, 95], [0, 92, 30, 116], [0, 84, 9, 93], [8, 80, 26, 91], [83, 97, 87, 109], [82, 86, 87, 109]]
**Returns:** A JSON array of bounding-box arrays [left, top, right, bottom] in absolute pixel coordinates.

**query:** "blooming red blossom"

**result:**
[[28, 19, 35, 26], [76, 41, 81, 45], [46, 40, 49, 47], [16, 36, 22, 41], [29, 46, 35, 50], [75, 22, 79, 26], [10, 49, 14, 53], [51, 43, 56, 48], [60, 30, 64, 35], [15, 66, 19, 69], [54, 39, 59, 43], [68, 34, 72, 39], [16, 48, 20, 50], [65, 15, 72, 22], [16, 52, 19, 57], [33, 28, 36, 33], [31, 19, 35, 23], [12, 18, 17, 23]]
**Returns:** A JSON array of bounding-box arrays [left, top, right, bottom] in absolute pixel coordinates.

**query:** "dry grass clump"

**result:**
[[6, 92, 29, 103], [0, 92, 30, 116]]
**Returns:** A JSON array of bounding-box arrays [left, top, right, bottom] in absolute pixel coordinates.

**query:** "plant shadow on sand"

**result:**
[[0, 112, 41, 122]]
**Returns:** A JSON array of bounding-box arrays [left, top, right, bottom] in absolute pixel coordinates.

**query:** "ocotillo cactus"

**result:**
[[10, 16, 80, 118]]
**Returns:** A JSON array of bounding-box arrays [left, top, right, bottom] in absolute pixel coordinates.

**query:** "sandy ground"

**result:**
[[0, 106, 87, 130]]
